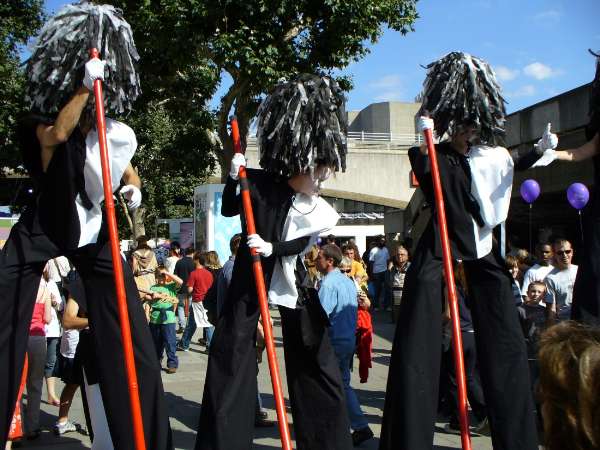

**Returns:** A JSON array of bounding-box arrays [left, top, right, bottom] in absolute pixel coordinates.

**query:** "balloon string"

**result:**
[[529, 203, 533, 255], [579, 210, 585, 245]]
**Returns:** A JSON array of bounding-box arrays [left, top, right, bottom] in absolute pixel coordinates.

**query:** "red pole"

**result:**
[[423, 128, 472, 450], [230, 118, 293, 450], [88, 48, 147, 450]]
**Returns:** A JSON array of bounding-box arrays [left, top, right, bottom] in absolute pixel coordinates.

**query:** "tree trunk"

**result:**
[[133, 207, 146, 238], [216, 78, 251, 182]]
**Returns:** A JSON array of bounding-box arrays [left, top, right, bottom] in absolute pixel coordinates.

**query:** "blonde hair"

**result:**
[[204, 250, 222, 270], [538, 321, 600, 450]]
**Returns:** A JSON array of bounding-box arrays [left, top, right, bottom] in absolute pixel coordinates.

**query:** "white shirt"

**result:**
[[75, 119, 137, 248], [545, 265, 579, 321], [165, 256, 179, 274], [369, 246, 390, 274], [60, 329, 80, 359], [468, 145, 514, 258], [269, 194, 339, 309], [47, 256, 71, 283], [521, 263, 554, 296], [44, 279, 63, 338]]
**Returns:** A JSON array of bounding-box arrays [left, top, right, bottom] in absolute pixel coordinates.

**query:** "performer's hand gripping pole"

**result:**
[[89, 48, 147, 450], [422, 127, 472, 450], [230, 117, 293, 450]]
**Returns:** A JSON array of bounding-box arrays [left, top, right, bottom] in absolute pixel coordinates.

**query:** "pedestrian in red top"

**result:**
[[177, 252, 214, 352]]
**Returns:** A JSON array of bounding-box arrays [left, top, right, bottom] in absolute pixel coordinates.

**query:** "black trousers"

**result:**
[[571, 210, 600, 326], [380, 241, 538, 450], [0, 209, 172, 449], [195, 288, 352, 450], [444, 331, 486, 424]]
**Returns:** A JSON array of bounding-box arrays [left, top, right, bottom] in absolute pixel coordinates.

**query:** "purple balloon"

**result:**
[[520, 179, 541, 204], [567, 183, 590, 210]]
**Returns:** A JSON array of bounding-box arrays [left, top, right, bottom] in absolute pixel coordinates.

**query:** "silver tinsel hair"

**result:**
[[417, 52, 506, 144], [25, 1, 140, 115], [256, 74, 347, 178]]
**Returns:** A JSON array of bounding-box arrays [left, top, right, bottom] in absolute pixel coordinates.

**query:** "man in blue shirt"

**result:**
[[316, 244, 374, 446]]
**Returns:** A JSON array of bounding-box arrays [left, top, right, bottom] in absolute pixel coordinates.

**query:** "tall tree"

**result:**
[[112, 0, 419, 180], [0, 0, 45, 174]]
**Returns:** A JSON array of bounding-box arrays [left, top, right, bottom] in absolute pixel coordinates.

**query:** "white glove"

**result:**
[[121, 184, 142, 210], [417, 116, 434, 133], [83, 58, 106, 91], [536, 123, 559, 151], [229, 153, 246, 180], [247, 234, 273, 257], [532, 149, 558, 168]]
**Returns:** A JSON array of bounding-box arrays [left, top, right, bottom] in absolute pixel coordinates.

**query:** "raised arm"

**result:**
[[555, 132, 599, 162], [36, 87, 90, 171], [36, 58, 106, 172]]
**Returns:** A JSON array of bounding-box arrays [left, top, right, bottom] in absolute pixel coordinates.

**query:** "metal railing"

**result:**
[[347, 131, 422, 145], [247, 131, 422, 148]]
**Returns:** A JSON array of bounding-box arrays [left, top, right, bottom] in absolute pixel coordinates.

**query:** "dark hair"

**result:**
[[193, 251, 207, 265], [170, 241, 181, 250], [320, 244, 343, 267], [538, 321, 600, 450], [185, 246, 195, 256], [505, 254, 519, 269], [230, 234, 242, 254]]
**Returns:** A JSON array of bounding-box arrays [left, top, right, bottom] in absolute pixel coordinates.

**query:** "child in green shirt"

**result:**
[[145, 267, 183, 374]]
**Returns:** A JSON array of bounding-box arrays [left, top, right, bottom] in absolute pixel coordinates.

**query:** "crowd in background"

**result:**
[[7, 231, 600, 450]]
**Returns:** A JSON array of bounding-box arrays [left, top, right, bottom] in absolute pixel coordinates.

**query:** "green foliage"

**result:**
[[112, 0, 419, 175], [124, 101, 217, 230], [0, 0, 44, 174]]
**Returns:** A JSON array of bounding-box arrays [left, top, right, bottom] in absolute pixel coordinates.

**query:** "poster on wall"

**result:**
[[179, 222, 194, 249], [213, 191, 242, 264], [193, 184, 242, 264], [194, 191, 208, 251]]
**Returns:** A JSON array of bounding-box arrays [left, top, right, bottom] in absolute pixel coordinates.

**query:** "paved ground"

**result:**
[[21, 310, 493, 449]]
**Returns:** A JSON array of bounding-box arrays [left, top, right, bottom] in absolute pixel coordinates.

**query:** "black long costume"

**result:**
[[379, 142, 539, 450], [195, 169, 351, 450], [0, 120, 173, 449], [571, 61, 600, 326]]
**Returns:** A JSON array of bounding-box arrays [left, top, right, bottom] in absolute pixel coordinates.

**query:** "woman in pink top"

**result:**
[[24, 268, 54, 439]]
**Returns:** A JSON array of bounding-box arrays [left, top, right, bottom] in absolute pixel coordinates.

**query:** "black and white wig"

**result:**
[[25, 1, 140, 115], [417, 52, 506, 145], [256, 74, 347, 178]]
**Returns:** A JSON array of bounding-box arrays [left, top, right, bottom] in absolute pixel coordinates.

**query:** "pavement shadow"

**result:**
[[165, 391, 202, 431]]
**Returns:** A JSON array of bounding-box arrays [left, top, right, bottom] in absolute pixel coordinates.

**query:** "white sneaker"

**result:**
[[54, 420, 78, 435]]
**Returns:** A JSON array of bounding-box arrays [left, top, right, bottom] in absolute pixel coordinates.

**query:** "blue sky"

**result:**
[[43, 0, 600, 114]]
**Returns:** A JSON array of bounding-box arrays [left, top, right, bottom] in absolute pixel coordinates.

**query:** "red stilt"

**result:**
[[423, 127, 472, 450], [230, 117, 293, 450], [88, 48, 146, 450]]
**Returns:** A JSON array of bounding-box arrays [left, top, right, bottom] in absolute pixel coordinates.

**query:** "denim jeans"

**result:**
[[176, 294, 188, 330], [204, 326, 214, 350], [179, 310, 196, 350], [334, 342, 368, 431], [371, 271, 388, 308], [149, 323, 178, 369]]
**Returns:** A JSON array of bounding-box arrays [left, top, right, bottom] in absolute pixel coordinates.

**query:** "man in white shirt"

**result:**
[[545, 239, 578, 322], [369, 235, 390, 311], [521, 243, 554, 298]]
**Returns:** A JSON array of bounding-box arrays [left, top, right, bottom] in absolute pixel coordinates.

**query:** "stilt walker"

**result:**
[[196, 74, 352, 450], [230, 117, 292, 450], [380, 52, 550, 450], [0, 3, 172, 448]]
